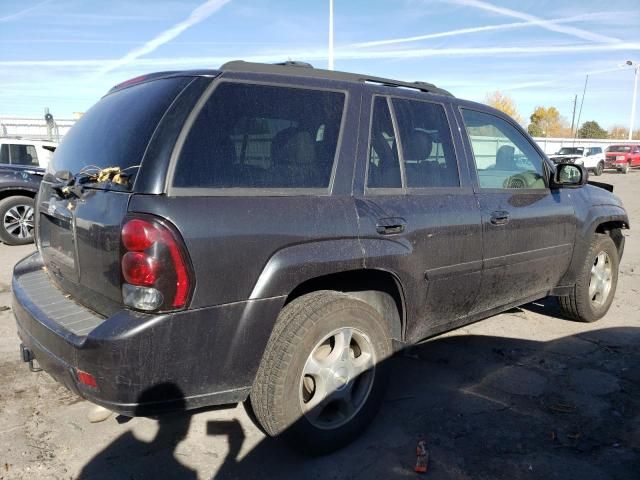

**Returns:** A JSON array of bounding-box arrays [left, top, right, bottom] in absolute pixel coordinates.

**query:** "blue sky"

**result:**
[[1, 0, 639, 130]]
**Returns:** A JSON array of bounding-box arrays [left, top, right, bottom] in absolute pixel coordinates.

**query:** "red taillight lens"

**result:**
[[120, 217, 192, 311], [122, 219, 155, 252], [164, 232, 190, 308], [122, 252, 158, 286]]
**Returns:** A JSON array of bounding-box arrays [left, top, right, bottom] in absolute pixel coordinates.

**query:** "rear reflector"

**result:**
[[76, 370, 98, 389]]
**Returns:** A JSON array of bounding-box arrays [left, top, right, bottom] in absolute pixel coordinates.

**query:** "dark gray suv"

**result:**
[[12, 61, 629, 453]]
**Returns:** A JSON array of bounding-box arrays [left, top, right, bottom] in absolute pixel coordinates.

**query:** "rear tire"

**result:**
[[0, 196, 35, 245], [250, 291, 392, 454], [594, 161, 604, 176], [622, 162, 630, 174], [558, 234, 618, 322]]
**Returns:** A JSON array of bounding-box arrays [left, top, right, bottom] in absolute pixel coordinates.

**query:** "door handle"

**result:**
[[376, 217, 407, 235], [490, 210, 510, 225]]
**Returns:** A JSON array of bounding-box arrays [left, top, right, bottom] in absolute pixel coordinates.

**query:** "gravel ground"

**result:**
[[0, 172, 638, 479]]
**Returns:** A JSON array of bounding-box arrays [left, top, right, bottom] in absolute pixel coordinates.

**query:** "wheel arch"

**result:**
[[0, 188, 37, 201], [284, 269, 406, 342], [558, 207, 628, 287], [595, 219, 629, 258]]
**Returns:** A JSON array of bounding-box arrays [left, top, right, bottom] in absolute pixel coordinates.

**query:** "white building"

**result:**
[[0, 116, 77, 141]]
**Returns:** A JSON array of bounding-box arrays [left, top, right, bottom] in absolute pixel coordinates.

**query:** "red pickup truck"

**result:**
[[605, 144, 640, 173]]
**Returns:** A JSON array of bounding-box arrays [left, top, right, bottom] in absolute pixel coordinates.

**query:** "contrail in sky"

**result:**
[[0, 0, 53, 22], [353, 12, 625, 48], [95, 0, 231, 77], [446, 0, 619, 44]]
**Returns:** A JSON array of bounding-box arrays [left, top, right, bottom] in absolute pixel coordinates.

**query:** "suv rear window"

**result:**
[[173, 82, 345, 189], [607, 145, 631, 153], [48, 78, 190, 187]]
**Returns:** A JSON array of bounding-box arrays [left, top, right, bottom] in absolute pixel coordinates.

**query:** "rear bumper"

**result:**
[[604, 158, 628, 168], [13, 252, 284, 416]]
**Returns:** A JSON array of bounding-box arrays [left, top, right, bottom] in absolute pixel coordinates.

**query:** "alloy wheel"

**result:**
[[589, 251, 612, 307], [299, 327, 376, 430], [3, 204, 34, 241]]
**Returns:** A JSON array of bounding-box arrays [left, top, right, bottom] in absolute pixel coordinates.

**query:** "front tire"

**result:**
[[558, 234, 619, 322], [0, 196, 35, 245], [250, 291, 392, 454]]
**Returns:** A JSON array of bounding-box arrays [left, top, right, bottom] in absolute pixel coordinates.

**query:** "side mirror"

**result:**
[[551, 163, 588, 188]]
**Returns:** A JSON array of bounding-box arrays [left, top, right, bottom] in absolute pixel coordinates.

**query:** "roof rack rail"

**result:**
[[273, 60, 314, 68], [219, 60, 453, 97]]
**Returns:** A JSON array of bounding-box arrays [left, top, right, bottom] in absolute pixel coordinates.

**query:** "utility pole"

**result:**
[[574, 74, 588, 142], [328, 0, 334, 70], [626, 61, 639, 140], [570, 94, 577, 136]]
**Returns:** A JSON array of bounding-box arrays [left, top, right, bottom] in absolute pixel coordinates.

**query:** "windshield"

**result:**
[[48, 77, 190, 188], [557, 147, 583, 155], [606, 145, 631, 153]]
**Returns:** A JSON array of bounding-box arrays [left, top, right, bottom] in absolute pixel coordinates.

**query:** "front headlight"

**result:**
[[574, 158, 583, 165]]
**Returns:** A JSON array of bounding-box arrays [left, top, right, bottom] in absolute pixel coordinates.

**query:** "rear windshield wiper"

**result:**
[[51, 166, 138, 199]]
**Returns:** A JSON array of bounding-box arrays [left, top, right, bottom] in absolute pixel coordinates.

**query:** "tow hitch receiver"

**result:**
[[20, 344, 42, 372]]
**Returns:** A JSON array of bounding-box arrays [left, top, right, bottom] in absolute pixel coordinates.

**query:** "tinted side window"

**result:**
[[367, 97, 401, 188], [0, 145, 8, 164], [461, 109, 546, 189], [174, 83, 345, 189], [9, 144, 39, 166], [392, 99, 459, 188]]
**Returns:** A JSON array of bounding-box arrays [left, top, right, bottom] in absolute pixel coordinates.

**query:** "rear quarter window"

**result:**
[[173, 82, 346, 190], [49, 77, 190, 187]]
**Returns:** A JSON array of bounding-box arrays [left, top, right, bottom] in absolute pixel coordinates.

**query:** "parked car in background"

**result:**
[[548, 146, 605, 176], [605, 144, 640, 174], [0, 138, 57, 245], [0, 138, 56, 169], [12, 61, 628, 453]]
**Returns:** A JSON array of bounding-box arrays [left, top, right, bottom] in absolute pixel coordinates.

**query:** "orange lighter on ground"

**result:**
[[415, 439, 429, 473]]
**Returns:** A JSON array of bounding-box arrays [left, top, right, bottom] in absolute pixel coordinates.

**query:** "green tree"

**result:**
[[578, 120, 608, 139]]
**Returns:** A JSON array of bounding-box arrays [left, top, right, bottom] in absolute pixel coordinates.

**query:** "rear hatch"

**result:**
[[37, 77, 193, 317]]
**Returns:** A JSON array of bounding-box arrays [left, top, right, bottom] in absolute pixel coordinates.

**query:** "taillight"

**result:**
[[120, 216, 193, 312], [122, 252, 158, 286]]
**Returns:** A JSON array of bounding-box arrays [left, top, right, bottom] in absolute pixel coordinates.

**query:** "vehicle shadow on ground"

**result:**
[[77, 384, 198, 479], [79, 326, 640, 480], [521, 296, 568, 320]]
